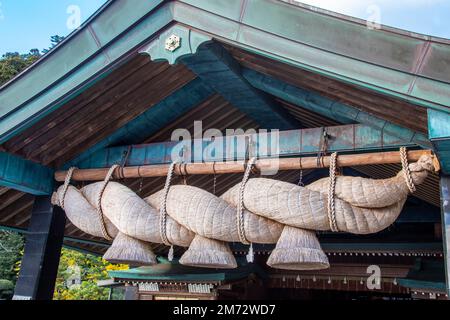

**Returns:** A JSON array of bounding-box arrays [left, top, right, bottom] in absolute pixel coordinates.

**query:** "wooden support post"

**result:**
[[13, 196, 66, 300], [440, 175, 450, 298], [428, 109, 450, 175]]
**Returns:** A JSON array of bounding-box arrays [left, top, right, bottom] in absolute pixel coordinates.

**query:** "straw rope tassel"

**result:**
[[160, 162, 177, 261], [238, 157, 257, 262], [400, 147, 416, 193]]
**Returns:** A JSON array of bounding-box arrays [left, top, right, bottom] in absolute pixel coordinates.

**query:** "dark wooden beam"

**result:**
[[181, 42, 299, 130], [13, 196, 66, 300], [440, 175, 450, 297], [64, 78, 214, 169]]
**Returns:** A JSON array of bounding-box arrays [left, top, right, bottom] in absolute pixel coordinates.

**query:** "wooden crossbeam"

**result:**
[[56, 149, 436, 182], [0, 152, 54, 195], [180, 42, 299, 130], [244, 68, 432, 149]]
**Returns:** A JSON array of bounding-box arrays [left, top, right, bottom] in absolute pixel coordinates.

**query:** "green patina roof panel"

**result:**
[[90, 0, 164, 47], [0, 29, 101, 117], [1, 0, 450, 145], [243, 0, 425, 74], [108, 258, 264, 282]]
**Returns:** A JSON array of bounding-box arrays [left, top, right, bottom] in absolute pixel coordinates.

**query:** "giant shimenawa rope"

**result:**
[[52, 153, 434, 270]]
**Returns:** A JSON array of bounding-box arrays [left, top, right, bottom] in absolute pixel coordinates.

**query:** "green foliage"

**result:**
[[0, 50, 40, 85], [0, 279, 14, 300], [53, 248, 128, 300], [0, 34, 65, 86], [0, 279, 14, 290], [0, 231, 24, 284]]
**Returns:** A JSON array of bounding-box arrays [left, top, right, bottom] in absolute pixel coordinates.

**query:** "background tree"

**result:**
[[0, 231, 24, 282], [0, 279, 14, 299], [0, 50, 41, 85], [42, 35, 66, 54], [53, 248, 128, 300], [0, 34, 65, 85]]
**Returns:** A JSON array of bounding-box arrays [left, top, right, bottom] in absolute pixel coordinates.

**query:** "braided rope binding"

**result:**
[[237, 157, 257, 245], [60, 167, 76, 210], [327, 153, 339, 232], [160, 162, 177, 247], [400, 147, 416, 193], [96, 165, 119, 241]]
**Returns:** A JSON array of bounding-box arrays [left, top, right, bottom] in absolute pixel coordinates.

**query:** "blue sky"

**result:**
[[0, 0, 106, 53], [0, 0, 449, 54], [300, 0, 450, 38]]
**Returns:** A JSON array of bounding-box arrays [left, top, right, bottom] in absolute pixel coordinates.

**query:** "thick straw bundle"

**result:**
[[179, 235, 237, 269], [146, 185, 283, 243], [103, 232, 157, 266], [53, 182, 195, 246], [305, 155, 433, 208], [267, 226, 329, 270], [222, 179, 406, 234], [148, 185, 328, 270], [52, 185, 119, 239]]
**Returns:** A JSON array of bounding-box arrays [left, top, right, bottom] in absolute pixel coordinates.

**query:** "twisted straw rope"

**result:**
[[237, 157, 257, 245], [327, 152, 339, 232], [160, 162, 177, 247], [96, 165, 119, 241], [400, 147, 416, 193], [60, 167, 76, 210]]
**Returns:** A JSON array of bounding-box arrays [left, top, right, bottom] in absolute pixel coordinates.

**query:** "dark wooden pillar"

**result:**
[[13, 195, 66, 300], [440, 176, 450, 298]]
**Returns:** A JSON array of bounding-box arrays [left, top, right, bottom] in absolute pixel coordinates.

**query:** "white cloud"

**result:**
[[296, 0, 446, 15]]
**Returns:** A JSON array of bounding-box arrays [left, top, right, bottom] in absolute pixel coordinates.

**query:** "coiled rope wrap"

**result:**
[[96, 165, 119, 241], [237, 157, 257, 245], [400, 147, 416, 193], [160, 162, 177, 247], [60, 167, 76, 211], [327, 152, 339, 232]]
